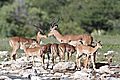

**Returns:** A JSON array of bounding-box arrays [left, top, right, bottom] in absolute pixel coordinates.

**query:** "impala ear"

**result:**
[[79, 40, 83, 44], [98, 41, 101, 43], [68, 40, 72, 42], [52, 25, 58, 30]]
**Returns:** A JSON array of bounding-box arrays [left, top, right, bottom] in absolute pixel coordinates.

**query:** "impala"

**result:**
[[50, 43, 59, 64], [36, 31, 47, 44], [49, 43, 75, 64], [58, 43, 76, 62], [48, 25, 93, 46], [9, 36, 37, 60], [9, 31, 47, 60], [21, 43, 41, 65], [40, 43, 51, 64], [21, 42, 51, 65], [75, 41, 102, 70]]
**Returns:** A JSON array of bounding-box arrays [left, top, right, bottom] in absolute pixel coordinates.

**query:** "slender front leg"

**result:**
[[60, 52, 65, 62], [69, 52, 72, 61], [32, 56, 35, 66], [11, 49, 17, 60], [91, 54, 96, 70], [76, 53, 81, 69], [67, 52, 70, 61], [76, 58, 79, 69], [47, 52, 50, 64], [84, 54, 89, 69], [11, 43, 19, 60], [42, 54, 45, 65], [52, 55, 54, 64]]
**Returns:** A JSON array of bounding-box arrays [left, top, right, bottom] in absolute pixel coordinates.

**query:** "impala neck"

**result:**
[[52, 30, 63, 42], [36, 32, 46, 44], [92, 45, 100, 54]]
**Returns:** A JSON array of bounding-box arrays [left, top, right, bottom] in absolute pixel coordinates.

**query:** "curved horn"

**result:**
[[50, 18, 60, 30]]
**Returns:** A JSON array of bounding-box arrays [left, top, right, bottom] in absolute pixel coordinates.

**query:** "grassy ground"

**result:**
[[0, 35, 120, 65], [93, 35, 120, 65]]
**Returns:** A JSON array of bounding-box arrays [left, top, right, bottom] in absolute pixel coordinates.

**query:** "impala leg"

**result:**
[[32, 56, 35, 66], [51, 52, 54, 63], [62, 53, 65, 62], [84, 54, 89, 69], [93, 52, 97, 64], [11, 43, 19, 61], [87, 56, 91, 69], [76, 58, 79, 69], [76, 53, 81, 70], [11, 48, 18, 60], [52, 54, 57, 64], [77, 58, 81, 70], [47, 52, 50, 64], [91, 55, 96, 70], [42, 54, 45, 65], [69, 52, 72, 61], [24, 54, 28, 62], [11, 51, 15, 60], [59, 52, 64, 62], [67, 52, 69, 61], [51, 55, 54, 64]]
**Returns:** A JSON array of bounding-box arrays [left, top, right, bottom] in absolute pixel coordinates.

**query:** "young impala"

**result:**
[[9, 31, 47, 60], [75, 41, 102, 70], [48, 25, 93, 46], [21, 43, 51, 65], [21, 43, 41, 65]]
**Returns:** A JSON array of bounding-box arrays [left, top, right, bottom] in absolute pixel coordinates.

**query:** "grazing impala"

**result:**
[[9, 32, 47, 60], [75, 41, 102, 70], [48, 25, 93, 46]]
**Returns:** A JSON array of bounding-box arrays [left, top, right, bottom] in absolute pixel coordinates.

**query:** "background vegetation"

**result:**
[[0, 0, 120, 37], [0, 0, 120, 64]]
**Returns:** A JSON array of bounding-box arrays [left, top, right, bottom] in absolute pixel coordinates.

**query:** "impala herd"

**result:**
[[9, 25, 102, 70]]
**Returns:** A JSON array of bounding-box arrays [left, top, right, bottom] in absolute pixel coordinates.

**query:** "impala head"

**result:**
[[48, 25, 58, 37], [37, 31, 47, 39], [96, 41, 102, 49]]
